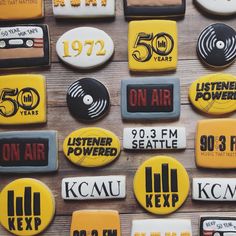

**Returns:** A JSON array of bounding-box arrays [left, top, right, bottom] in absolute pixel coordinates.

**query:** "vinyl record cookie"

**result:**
[[195, 0, 236, 16], [67, 78, 110, 122], [197, 23, 236, 68]]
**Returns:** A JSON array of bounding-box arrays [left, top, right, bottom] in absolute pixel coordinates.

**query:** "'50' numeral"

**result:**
[[132, 32, 174, 62], [63, 40, 106, 57]]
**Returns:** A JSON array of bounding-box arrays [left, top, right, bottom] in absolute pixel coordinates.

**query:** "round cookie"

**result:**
[[133, 156, 189, 215], [197, 23, 236, 68], [195, 0, 236, 16], [0, 178, 55, 236], [67, 78, 110, 122]]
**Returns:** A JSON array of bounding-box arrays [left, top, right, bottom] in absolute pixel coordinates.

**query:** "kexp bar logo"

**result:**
[[63, 127, 121, 168], [0, 178, 55, 236], [133, 156, 189, 215]]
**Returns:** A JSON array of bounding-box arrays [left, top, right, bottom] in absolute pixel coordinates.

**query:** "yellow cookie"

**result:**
[[189, 74, 236, 115], [128, 20, 178, 72], [0, 178, 55, 236], [63, 127, 120, 167], [196, 119, 236, 169], [0, 74, 46, 125], [133, 156, 189, 215], [0, 0, 44, 20], [70, 210, 121, 236]]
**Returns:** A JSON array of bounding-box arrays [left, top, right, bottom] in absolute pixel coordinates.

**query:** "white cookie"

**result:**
[[195, 0, 236, 15]]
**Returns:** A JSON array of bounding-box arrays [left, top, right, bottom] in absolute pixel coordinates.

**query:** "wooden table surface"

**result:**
[[1, 0, 236, 235]]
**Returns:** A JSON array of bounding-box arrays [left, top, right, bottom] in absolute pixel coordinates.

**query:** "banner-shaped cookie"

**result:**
[[196, 119, 236, 169], [189, 74, 236, 115], [53, 0, 115, 18], [123, 127, 186, 150], [0, 25, 50, 69]]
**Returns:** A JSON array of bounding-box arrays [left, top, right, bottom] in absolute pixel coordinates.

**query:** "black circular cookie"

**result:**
[[197, 23, 236, 68], [67, 78, 110, 122]]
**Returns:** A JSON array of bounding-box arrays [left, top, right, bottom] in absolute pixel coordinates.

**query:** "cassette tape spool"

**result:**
[[197, 23, 236, 68], [67, 78, 110, 122]]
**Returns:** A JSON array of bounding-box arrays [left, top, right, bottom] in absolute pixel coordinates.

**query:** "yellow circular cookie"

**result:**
[[133, 156, 189, 215], [0, 178, 55, 236]]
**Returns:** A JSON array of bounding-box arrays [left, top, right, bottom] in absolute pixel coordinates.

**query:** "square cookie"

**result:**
[[70, 210, 121, 236], [0, 0, 44, 20], [128, 20, 178, 72], [0, 74, 46, 125], [124, 0, 186, 18]]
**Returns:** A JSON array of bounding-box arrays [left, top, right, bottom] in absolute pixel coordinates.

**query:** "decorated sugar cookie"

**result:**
[[63, 127, 120, 167], [124, 0, 186, 18], [200, 217, 236, 236], [66, 78, 110, 122], [128, 20, 178, 72], [70, 210, 121, 236], [0, 25, 50, 69], [0, 74, 46, 125], [133, 156, 189, 215], [196, 119, 236, 169], [0, 0, 44, 20], [62, 176, 126, 200], [56, 27, 114, 69], [131, 219, 192, 236], [53, 0, 115, 18], [0, 178, 55, 236], [192, 178, 236, 201], [189, 74, 236, 115], [197, 23, 236, 68], [0, 131, 58, 173], [195, 0, 236, 16], [121, 77, 180, 120]]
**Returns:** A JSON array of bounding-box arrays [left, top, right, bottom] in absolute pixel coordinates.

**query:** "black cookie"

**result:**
[[197, 23, 236, 68], [67, 78, 110, 122], [123, 0, 186, 18]]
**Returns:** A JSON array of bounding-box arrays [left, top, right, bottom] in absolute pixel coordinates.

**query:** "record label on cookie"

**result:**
[[67, 78, 110, 122], [195, 0, 236, 16], [189, 74, 236, 115], [197, 23, 236, 68], [133, 156, 189, 215], [63, 127, 120, 167], [0, 178, 55, 236], [0, 25, 50, 69]]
